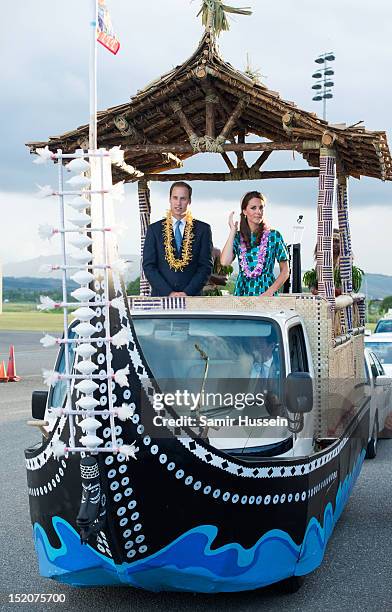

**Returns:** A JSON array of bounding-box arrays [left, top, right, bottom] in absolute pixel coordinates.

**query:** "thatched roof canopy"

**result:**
[[27, 33, 392, 183]]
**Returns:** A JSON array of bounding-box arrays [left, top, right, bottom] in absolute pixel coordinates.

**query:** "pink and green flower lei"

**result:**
[[239, 230, 270, 278]]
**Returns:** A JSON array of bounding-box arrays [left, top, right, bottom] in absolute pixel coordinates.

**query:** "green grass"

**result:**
[[0, 304, 69, 331]]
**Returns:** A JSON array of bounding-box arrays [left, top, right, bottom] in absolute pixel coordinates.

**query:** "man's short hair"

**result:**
[[170, 181, 192, 199]]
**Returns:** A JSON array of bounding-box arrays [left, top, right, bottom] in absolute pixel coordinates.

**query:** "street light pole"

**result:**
[[312, 52, 335, 121]]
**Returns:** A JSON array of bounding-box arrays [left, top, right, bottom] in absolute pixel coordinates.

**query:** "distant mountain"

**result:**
[[2, 257, 392, 299], [361, 274, 392, 299], [3, 254, 140, 282]]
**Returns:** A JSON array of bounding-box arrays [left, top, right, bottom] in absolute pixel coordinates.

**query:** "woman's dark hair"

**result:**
[[240, 191, 267, 249]]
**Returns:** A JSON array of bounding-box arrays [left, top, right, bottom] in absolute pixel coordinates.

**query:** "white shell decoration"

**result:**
[[75, 344, 97, 359], [75, 379, 99, 394], [68, 196, 89, 211], [72, 250, 92, 265], [80, 434, 103, 448], [78, 417, 102, 432], [69, 234, 92, 249], [68, 212, 91, 228], [66, 175, 91, 187], [76, 396, 100, 410], [71, 270, 94, 285], [67, 158, 90, 173], [75, 360, 98, 375], [71, 287, 96, 302], [74, 322, 97, 337], [71, 307, 96, 321]]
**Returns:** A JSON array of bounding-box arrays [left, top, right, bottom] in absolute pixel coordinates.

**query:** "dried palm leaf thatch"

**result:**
[[197, 0, 252, 37]]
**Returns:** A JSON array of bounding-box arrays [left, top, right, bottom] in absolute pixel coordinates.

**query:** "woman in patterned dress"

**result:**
[[221, 191, 289, 296]]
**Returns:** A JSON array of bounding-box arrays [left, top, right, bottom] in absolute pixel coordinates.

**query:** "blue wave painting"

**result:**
[[33, 450, 365, 592]]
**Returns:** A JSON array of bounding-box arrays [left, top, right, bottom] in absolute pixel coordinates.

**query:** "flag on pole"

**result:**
[[97, 0, 120, 55]]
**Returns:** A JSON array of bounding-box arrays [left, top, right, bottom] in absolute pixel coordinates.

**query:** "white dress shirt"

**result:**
[[172, 217, 186, 237], [250, 356, 273, 380]]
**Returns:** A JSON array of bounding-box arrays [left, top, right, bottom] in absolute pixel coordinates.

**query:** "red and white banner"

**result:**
[[97, 0, 120, 55]]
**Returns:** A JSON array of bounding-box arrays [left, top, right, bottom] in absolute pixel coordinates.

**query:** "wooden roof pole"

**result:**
[[217, 98, 247, 143], [122, 141, 306, 154], [250, 150, 273, 171], [144, 169, 319, 181]]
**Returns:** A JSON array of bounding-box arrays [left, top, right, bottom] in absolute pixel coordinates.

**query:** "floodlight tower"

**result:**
[[312, 52, 335, 121]]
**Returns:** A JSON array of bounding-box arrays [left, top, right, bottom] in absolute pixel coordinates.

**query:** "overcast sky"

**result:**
[[1, 0, 392, 274]]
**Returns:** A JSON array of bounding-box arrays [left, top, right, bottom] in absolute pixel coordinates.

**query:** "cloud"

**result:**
[[1, 0, 391, 277]]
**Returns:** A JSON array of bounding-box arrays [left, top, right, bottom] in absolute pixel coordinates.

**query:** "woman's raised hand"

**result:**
[[229, 211, 238, 232]]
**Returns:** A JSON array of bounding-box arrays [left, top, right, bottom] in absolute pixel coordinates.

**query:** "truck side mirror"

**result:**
[[285, 372, 313, 414], [32, 390, 48, 420]]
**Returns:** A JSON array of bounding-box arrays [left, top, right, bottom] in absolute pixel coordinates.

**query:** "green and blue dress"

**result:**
[[233, 229, 289, 296]]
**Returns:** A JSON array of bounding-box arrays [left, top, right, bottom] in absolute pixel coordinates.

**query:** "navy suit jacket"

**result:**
[[142, 218, 213, 296]]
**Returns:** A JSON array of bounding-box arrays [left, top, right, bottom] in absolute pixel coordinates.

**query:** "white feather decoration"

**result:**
[[38, 224, 55, 240], [116, 403, 135, 422], [74, 322, 97, 337], [71, 250, 92, 265], [37, 296, 57, 311], [67, 158, 90, 173], [68, 212, 91, 228], [49, 407, 64, 418], [71, 270, 94, 285], [43, 369, 60, 387], [111, 259, 127, 274], [69, 234, 92, 249], [71, 286, 96, 301], [76, 379, 99, 394], [78, 417, 102, 432], [76, 396, 99, 410], [71, 306, 96, 321], [75, 343, 97, 359], [110, 297, 123, 311], [36, 184, 54, 198], [110, 181, 125, 202], [66, 175, 91, 187], [75, 360, 98, 375], [114, 365, 130, 388], [38, 264, 54, 275], [80, 434, 103, 448], [52, 440, 67, 459], [119, 442, 139, 461], [33, 146, 54, 165], [111, 327, 132, 349], [68, 195, 89, 211], [40, 334, 58, 348], [110, 146, 124, 164]]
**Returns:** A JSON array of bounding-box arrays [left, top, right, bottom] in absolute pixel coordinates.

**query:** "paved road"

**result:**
[[0, 332, 391, 611]]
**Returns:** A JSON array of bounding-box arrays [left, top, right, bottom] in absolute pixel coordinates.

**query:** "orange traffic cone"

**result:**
[[7, 345, 21, 382], [0, 360, 9, 383]]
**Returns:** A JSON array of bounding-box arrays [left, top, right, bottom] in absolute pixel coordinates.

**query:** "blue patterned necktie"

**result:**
[[174, 219, 183, 253]]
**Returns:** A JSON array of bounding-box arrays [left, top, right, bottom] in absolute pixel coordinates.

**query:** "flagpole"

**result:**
[[89, 0, 98, 150]]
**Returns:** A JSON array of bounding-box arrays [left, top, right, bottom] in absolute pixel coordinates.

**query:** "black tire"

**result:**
[[366, 417, 378, 459], [277, 575, 305, 594]]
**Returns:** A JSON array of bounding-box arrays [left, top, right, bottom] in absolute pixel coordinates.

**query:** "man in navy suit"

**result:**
[[143, 182, 213, 296]]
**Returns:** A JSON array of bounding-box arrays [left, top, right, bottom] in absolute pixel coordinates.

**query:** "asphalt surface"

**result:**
[[0, 332, 391, 611]]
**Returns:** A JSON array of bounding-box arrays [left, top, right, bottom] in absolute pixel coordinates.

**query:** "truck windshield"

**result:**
[[374, 320, 392, 333], [133, 316, 290, 454], [365, 342, 392, 365]]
